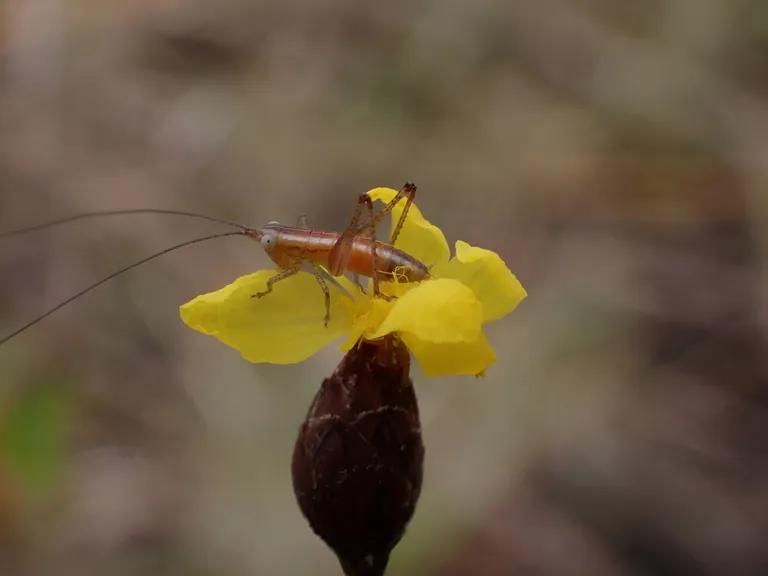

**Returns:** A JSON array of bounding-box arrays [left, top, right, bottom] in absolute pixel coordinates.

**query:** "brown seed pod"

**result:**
[[292, 336, 424, 576]]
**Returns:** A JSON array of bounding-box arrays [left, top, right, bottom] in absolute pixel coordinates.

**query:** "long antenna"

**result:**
[[0, 208, 250, 238], [0, 230, 245, 346]]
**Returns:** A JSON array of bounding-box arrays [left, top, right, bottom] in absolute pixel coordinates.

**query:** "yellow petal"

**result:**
[[402, 331, 496, 376], [369, 278, 483, 343], [180, 270, 355, 364], [339, 297, 393, 351], [433, 241, 527, 322], [367, 187, 450, 267]]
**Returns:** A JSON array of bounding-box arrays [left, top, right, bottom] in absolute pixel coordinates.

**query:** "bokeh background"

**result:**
[[2, 1, 768, 575]]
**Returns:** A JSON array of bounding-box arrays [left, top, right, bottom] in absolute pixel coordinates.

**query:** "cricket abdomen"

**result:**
[[346, 238, 430, 283]]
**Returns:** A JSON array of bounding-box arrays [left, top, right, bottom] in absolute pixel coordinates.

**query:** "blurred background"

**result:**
[[1, 1, 768, 574]]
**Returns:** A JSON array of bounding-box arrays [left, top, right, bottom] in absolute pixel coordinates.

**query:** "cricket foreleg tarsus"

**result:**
[[251, 267, 300, 299]]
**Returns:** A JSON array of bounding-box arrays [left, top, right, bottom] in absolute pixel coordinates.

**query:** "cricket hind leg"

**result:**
[[331, 184, 416, 301], [327, 191, 371, 277], [388, 181, 416, 245], [358, 183, 417, 299], [329, 192, 389, 299], [357, 182, 416, 246], [347, 194, 395, 300], [355, 194, 385, 297]]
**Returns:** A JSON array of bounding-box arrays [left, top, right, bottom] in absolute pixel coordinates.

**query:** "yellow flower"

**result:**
[[179, 188, 526, 376]]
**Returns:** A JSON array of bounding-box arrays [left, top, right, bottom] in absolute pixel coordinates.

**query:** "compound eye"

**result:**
[[260, 232, 276, 250]]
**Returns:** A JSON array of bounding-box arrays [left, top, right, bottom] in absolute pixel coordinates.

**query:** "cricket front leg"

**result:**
[[251, 266, 300, 299]]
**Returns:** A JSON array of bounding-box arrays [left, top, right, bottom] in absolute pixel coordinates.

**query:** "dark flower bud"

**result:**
[[292, 336, 424, 576]]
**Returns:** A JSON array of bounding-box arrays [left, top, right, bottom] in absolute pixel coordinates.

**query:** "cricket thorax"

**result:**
[[259, 224, 338, 269]]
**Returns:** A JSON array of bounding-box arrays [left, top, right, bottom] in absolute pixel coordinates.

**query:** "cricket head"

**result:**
[[246, 221, 287, 265]]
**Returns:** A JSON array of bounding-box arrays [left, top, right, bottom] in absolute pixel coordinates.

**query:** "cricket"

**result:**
[[0, 182, 428, 345]]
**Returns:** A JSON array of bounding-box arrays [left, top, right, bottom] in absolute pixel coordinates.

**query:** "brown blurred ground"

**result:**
[[1, 1, 767, 575]]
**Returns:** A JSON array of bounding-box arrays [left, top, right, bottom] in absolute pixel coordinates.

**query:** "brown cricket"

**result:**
[[0, 182, 428, 343]]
